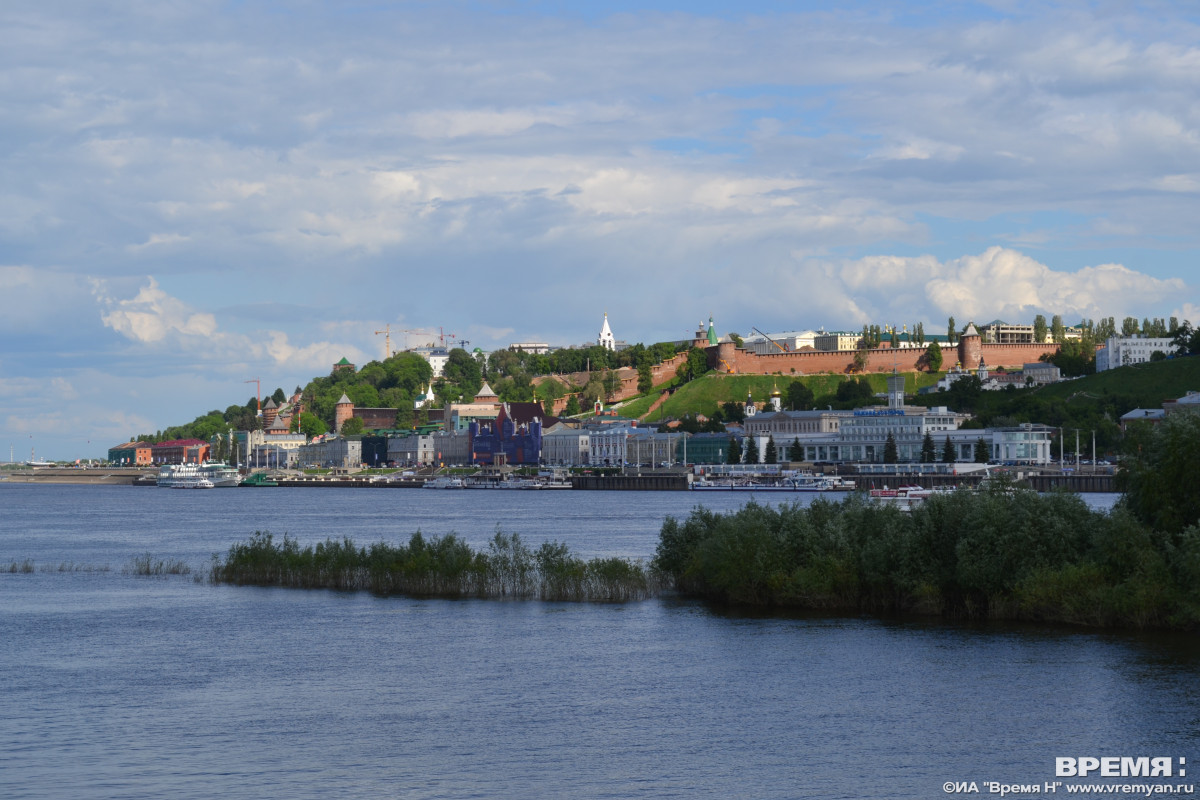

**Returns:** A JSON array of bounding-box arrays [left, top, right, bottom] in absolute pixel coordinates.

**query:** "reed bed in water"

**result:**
[[211, 530, 658, 602], [124, 554, 192, 576]]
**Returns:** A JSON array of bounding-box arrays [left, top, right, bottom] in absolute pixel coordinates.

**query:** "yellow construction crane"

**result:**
[[375, 324, 393, 359]]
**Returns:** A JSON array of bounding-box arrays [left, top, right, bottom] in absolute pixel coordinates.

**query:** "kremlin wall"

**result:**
[[704, 323, 1060, 377]]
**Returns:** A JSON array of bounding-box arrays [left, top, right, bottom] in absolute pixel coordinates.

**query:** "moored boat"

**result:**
[[423, 476, 466, 489]]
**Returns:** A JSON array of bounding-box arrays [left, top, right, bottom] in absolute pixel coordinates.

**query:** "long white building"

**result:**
[[1095, 335, 1177, 371]]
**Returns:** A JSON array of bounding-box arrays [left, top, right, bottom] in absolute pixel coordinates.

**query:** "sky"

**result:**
[[3, 0, 1199, 460]]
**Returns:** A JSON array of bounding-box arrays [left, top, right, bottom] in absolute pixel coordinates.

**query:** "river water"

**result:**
[[3, 485, 1197, 800]]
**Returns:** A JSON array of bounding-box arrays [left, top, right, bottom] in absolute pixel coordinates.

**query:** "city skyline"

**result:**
[[3, 1, 1199, 459]]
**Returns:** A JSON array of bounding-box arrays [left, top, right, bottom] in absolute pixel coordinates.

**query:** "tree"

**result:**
[[1121, 316, 1140, 336], [785, 380, 815, 410], [728, 332, 743, 348], [942, 436, 956, 463], [563, 394, 582, 417], [788, 440, 804, 462], [1033, 314, 1048, 343], [1051, 315, 1066, 343], [765, 435, 778, 464], [743, 436, 759, 464], [271, 387, 287, 405], [924, 341, 943, 372], [726, 436, 742, 464], [1172, 321, 1195, 356], [601, 369, 621, 399], [298, 412, 327, 438], [1119, 411, 1200, 535], [921, 432, 936, 463], [340, 416, 365, 436], [974, 437, 990, 463], [947, 316, 957, 344], [883, 433, 898, 464], [637, 362, 653, 394]]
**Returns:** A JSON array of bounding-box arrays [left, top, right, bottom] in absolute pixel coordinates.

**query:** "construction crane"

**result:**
[[438, 327, 456, 347], [375, 323, 393, 360], [403, 328, 435, 349], [244, 378, 261, 416], [751, 327, 788, 353]]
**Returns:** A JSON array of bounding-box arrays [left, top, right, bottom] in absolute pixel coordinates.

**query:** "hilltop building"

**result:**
[[1095, 334, 1177, 371]]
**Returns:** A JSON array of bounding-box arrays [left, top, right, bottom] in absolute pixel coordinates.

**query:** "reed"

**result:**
[[42, 562, 112, 573], [124, 554, 192, 576], [6, 560, 34, 574], [211, 530, 658, 602]]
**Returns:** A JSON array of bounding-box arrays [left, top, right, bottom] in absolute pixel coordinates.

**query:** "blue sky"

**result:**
[[3, 0, 1199, 460]]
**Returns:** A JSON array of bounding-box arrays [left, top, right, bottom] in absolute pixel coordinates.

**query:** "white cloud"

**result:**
[[99, 277, 218, 343], [769, 247, 1189, 328]]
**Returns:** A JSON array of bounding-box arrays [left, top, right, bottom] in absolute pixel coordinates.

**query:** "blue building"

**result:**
[[468, 403, 544, 466]]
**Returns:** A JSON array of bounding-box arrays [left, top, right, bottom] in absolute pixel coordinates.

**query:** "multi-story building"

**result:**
[[813, 331, 863, 352], [108, 441, 152, 466], [150, 438, 210, 464], [1095, 335, 1177, 371], [542, 422, 590, 466], [296, 435, 362, 468]]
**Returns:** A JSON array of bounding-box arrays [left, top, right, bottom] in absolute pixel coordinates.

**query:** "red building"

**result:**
[[150, 438, 211, 464]]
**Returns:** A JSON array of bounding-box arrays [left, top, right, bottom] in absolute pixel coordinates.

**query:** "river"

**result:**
[[3, 485, 1196, 800]]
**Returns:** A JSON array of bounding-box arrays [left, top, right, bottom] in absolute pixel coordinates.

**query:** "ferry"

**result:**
[[157, 462, 240, 488], [169, 474, 216, 489], [691, 475, 855, 492], [867, 485, 953, 511], [423, 476, 466, 489]]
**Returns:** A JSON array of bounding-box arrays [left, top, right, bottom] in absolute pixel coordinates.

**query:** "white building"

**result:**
[[411, 346, 451, 379], [1095, 335, 1177, 371], [813, 331, 863, 352], [741, 330, 821, 354]]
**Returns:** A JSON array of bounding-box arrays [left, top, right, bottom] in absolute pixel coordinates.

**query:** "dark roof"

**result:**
[[152, 438, 208, 448], [504, 402, 559, 427]]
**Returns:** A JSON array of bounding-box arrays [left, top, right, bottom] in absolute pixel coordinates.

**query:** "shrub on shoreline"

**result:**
[[653, 487, 1200, 630]]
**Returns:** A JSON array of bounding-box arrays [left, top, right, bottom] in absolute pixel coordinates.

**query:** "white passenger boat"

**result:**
[[170, 475, 215, 489], [423, 476, 466, 489], [867, 485, 952, 511], [157, 462, 238, 488]]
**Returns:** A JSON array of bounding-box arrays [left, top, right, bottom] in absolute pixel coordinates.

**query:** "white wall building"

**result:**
[[1095, 335, 1177, 371]]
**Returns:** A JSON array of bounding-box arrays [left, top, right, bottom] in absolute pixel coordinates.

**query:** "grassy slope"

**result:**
[[1034, 356, 1200, 407], [617, 370, 943, 420], [614, 356, 1200, 421]]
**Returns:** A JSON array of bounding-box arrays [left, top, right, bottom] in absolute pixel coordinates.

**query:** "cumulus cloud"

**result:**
[[95, 277, 366, 373], [770, 247, 1189, 328], [98, 278, 218, 343]]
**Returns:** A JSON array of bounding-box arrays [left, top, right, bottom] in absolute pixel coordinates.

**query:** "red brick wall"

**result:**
[[706, 339, 1061, 375]]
